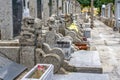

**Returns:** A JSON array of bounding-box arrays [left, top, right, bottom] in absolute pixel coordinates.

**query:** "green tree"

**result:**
[[77, 0, 114, 8]]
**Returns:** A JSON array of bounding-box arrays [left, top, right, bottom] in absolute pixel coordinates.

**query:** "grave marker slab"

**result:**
[[0, 0, 13, 40], [0, 56, 26, 80], [56, 38, 72, 60], [68, 51, 102, 73]]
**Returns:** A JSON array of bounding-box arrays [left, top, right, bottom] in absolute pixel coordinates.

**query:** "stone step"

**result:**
[[54, 73, 109, 80], [68, 51, 102, 73]]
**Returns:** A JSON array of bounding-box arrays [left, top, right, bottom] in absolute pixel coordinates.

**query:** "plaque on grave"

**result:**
[[56, 39, 72, 60]]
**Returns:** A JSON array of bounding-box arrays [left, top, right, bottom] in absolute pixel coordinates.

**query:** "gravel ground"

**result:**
[[91, 20, 120, 80]]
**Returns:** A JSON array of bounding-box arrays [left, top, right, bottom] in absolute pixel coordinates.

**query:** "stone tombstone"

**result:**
[[37, 0, 42, 19], [42, 0, 50, 25], [105, 6, 108, 18], [58, 0, 62, 15], [63, 0, 71, 15], [66, 1, 69, 14], [12, 0, 23, 37], [29, 0, 37, 18], [75, 1, 81, 14], [69, 1, 73, 14], [56, 38, 72, 60], [49, 0, 53, 16], [72, 0, 76, 14], [20, 46, 35, 69], [52, 0, 57, 15], [115, 0, 120, 28], [63, 0, 67, 14], [0, 0, 13, 40], [45, 30, 58, 48], [107, 3, 113, 18], [101, 5, 106, 17]]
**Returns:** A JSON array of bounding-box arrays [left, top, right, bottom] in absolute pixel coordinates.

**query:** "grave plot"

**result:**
[[64, 50, 102, 73]]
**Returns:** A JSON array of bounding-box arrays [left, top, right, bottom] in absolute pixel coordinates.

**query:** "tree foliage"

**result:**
[[77, 0, 114, 8]]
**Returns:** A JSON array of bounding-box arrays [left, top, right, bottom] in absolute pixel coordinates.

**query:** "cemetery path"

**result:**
[[91, 20, 120, 80]]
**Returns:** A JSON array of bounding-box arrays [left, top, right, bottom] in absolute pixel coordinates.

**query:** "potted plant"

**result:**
[[21, 64, 54, 80]]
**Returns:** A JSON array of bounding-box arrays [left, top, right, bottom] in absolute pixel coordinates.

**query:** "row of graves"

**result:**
[[0, 0, 109, 80], [100, 3, 115, 28], [18, 14, 109, 80], [100, 0, 120, 31]]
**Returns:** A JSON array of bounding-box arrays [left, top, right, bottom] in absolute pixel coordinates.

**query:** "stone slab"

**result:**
[[54, 73, 109, 80], [0, 56, 27, 80], [0, 0, 13, 40], [0, 40, 19, 46], [68, 51, 102, 73], [0, 46, 20, 63]]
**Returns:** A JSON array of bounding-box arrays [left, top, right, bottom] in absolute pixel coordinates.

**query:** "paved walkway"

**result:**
[[90, 20, 120, 80]]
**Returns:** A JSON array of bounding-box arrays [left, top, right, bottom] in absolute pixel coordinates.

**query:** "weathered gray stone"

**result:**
[[20, 46, 35, 69], [54, 73, 109, 80], [42, 0, 50, 24], [107, 3, 113, 18], [43, 54, 62, 73], [68, 51, 102, 73], [52, 0, 57, 15], [58, 0, 62, 15], [29, 0, 37, 18], [0, 0, 13, 40], [45, 30, 58, 48], [115, 0, 120, 28], [0, 46, 20, 63], [49, 48, 65, 62], [56, 38, 72, 60], [0, 40, 19, 46], [42, 43, 64, 62], [42, 43, 51, 54], [35, 48, 46, 63]]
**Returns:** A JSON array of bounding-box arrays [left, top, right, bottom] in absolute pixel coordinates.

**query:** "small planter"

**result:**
[[21, 64, 54, 80]]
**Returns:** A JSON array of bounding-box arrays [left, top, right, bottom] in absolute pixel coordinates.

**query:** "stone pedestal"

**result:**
[[20, 46, 35, 69]]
